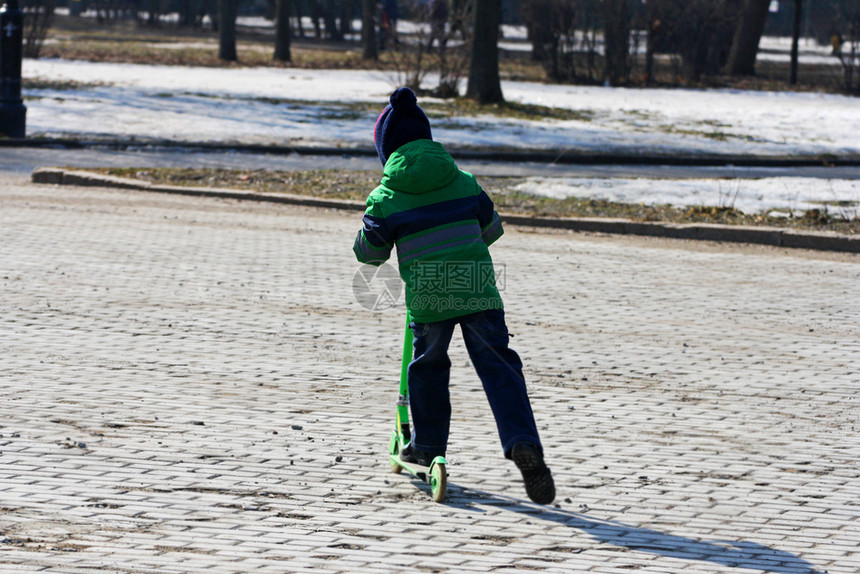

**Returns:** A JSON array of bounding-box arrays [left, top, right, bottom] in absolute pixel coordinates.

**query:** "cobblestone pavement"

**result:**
[[1, 173, 858, 573]]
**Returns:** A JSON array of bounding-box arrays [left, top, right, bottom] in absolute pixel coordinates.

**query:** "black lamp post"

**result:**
[[0, 0, 26, 139]]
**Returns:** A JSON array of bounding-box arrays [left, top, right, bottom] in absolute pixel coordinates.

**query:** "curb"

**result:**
[[32, 167, 860, 254], [31, 167, 366, 212]]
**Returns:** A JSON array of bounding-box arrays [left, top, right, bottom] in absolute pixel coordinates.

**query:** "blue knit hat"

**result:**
[[374, 87, 433, 166]]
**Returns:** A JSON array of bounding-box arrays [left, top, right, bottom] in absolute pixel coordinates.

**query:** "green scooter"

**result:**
[[388, 312, 448, 502]]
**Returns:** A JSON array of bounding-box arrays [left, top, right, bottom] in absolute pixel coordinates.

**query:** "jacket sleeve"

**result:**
[[476, 186, 504, 246], [353, 202, 394, 265]]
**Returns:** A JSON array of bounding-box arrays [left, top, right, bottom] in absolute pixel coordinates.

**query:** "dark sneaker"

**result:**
[[399, 444, 443, 467], [512, 442, 555, 505]]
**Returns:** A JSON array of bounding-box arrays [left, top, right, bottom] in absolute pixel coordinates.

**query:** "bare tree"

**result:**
[[652, 0, 738, 82], [465, 0, 502, 103], [146, 0, 160, 26], [386, 2, 431, 92], [724, 0, 771, 76], [361, 0, 377, 61], [521, 0, 573, 82], [790, 0, 802, 84], [522, 0, 551, 64], [833, 1, 860, 94], [603, 0, 634, 86], [218, 0, 238, 61], [323, 0, 342, 41], [274, 0, 291, 61], [386, 0, 469, 97], [21, 0, 55, 58], [643, 0, 665, 85], [435, 0, 472, 97]]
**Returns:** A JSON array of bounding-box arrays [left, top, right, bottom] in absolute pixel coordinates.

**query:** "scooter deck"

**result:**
[[389, 438, 448, 502], [390, 453, 448, 482]]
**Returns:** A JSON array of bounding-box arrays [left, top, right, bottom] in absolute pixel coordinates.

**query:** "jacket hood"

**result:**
[[381, 139, 459, 194]]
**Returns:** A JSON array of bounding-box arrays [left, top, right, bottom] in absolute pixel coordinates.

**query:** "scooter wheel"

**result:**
[[389, 434, 404, 474], [430, 462, 447, 503]]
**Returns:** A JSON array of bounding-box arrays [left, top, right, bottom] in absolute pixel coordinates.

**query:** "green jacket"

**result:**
[[353, 139, 504, 323]]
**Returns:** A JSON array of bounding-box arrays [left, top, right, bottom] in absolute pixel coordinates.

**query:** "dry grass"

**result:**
[[95, 167, 858, 234]]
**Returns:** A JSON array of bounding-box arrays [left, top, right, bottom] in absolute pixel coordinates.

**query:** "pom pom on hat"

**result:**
[[389, 86, 418, 109], [374, 87, 433, 165]]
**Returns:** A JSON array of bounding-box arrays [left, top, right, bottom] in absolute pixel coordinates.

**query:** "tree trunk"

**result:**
[[274, 0, 292, 61], [309, 0, 323, 38], [180, 0, 194, 27], [724, 0, 771, 76], [338, 0, 352, 39], [147, 0, 159, 26], [603, 0, 631, 86], [361, 0, 377, 61], [218, 0, 238, 61], [522, 1, 550, 63], [323, 0, 342, 41], [465, 0, 503, 104], [790, 0, 802, 85], [645, 26, 655, 85], [293, 0, 304, 39]]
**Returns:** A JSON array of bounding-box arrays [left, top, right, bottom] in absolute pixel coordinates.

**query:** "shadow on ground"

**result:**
[[439, 485, 824, 574]]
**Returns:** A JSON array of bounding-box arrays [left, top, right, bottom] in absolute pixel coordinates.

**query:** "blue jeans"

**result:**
[[407, 309, 542, 458]]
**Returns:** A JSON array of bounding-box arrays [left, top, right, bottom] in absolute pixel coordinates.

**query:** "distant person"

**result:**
[[449, 0, 471, 39], [379, 0, 399, 50], [427, 0, 449, 52], [831, 33, 843, 57]]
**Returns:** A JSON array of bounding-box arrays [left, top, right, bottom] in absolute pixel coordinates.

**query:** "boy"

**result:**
[[353, 87, 555, 504]]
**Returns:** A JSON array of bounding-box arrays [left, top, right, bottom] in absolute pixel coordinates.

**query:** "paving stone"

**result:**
[[0, 175, 858, 573]]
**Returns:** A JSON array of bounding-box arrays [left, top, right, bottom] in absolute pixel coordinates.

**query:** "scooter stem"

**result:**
[[396, 311, 413, 440]]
